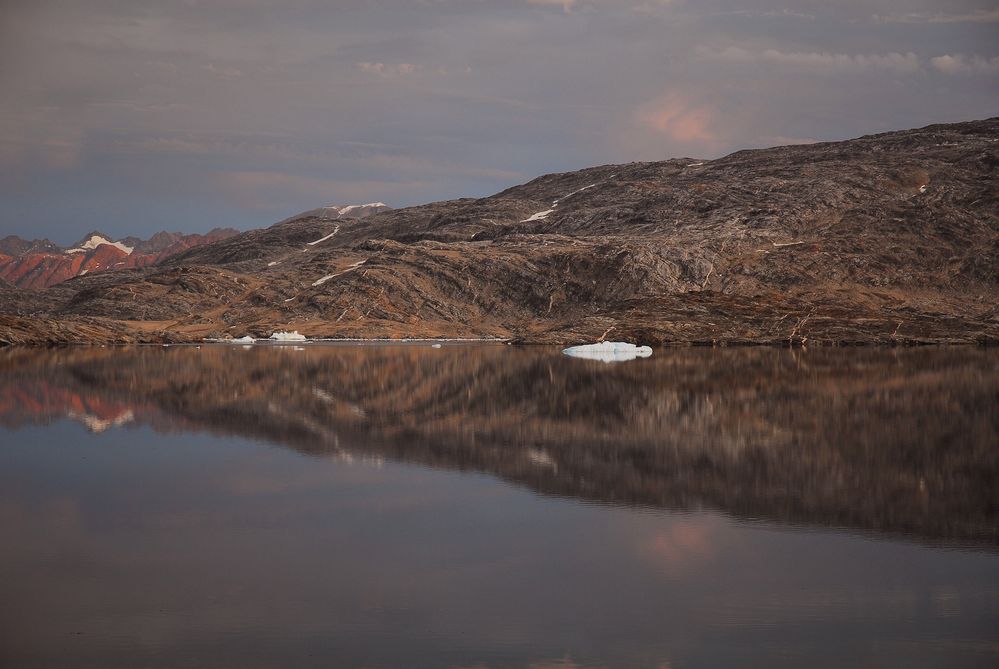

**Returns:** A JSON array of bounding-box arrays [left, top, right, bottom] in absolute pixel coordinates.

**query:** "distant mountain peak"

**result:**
[[0, 228, 239, 289], [66, 232, 134, 255]]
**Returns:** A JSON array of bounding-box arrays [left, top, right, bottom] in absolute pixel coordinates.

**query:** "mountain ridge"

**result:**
[[0, 228, 241, 290], [1, 117, 997, 345]]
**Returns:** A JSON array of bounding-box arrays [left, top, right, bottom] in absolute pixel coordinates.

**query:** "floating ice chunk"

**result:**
[[562, 341, 653, 363], [521, 208, 554, 223], [431, 343, 442, 348], [270, 330, 307, 341], [231, 335, 255, 344]]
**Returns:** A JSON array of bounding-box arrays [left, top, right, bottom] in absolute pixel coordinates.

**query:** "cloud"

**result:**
[[216, 170, 430, 213], [2, 0, 998, 241], [523, 0, 678, 12], [357, 62, 417, 77], [873, 9, 999, 24], [704, 47, 921, 74], [931, 54, 999, 76], [637, 93, 716, 144], [204, 64, 243, 78], [525, 0, 577, 11]]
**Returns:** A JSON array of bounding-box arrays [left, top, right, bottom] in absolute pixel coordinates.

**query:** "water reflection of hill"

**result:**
[[1, 345, 996, 547]]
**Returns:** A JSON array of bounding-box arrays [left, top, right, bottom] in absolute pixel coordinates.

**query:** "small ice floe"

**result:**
[[562, 341, 653, 363], [270, 330, 307, 341], [431, 343, 442, 348], [521, 208, 555, 223], [205, 335, 255, 343]]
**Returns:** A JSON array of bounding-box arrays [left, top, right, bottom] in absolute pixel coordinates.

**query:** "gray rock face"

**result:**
[[1, 118, 997, 345]]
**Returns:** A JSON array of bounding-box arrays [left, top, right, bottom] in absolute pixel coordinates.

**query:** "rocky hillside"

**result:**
[[0, 229, 239, 290], [1, 118, 997, 345]]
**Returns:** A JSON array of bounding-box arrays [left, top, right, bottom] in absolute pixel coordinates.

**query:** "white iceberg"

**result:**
[[270, 330, 307, 341], [231, 335, 256, 344], [562, 341, 653, 363]]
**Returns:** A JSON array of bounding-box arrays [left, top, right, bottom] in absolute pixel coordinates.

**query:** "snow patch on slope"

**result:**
[[307, 225, 340, 246], [66, 235, 134, 255], [521, 183, 599, 223], [338, 203, 387, 216], [312, 260, 367, 286], [521, 209, 555, 223]]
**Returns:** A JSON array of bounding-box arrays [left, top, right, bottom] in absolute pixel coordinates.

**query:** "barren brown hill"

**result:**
[[1, 118, 997, 345]]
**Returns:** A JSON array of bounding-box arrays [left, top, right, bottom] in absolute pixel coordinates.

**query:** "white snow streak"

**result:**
[[312, 260, 367, 286], [522, 183, 599, 222], [553, 183, 596, 205], [307, 225, 340, 246], [339, 203, 387, 216], [521, 208, 555, 223]]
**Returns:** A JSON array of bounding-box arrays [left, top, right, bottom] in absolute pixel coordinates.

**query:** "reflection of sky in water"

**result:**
[[1, 421, 997, 668]]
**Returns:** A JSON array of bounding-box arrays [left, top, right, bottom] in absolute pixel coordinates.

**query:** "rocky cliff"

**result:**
[[1, 118, 996, 345]]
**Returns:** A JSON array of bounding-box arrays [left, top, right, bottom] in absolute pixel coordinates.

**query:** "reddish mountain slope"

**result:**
[[0, 228, 239, 289]]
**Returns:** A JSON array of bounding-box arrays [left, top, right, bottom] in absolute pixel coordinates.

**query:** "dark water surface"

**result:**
[[0, 345, 997, 668]]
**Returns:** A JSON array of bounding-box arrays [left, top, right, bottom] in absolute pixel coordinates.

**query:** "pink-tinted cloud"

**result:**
[[637, 93, 717, 144], [931, 54, 999, 76]]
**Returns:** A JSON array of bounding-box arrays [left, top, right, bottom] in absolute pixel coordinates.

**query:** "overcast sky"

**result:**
[[1, 0, 997, 243]]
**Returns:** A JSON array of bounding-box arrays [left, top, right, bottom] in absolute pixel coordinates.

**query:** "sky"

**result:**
[[1, 0, 997, 244]]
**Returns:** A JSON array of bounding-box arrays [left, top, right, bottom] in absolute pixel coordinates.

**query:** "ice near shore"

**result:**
[[270, 331, 307, 341], [562, 341, 653, 363]]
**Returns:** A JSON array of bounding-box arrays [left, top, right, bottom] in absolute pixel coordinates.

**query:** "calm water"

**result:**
[[0, 345, 997, 668]]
